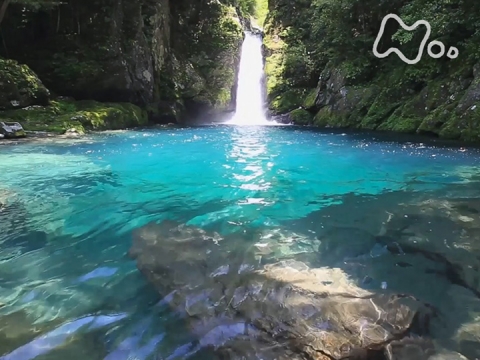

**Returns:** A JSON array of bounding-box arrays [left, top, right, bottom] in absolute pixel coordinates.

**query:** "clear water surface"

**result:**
[[1, 125, 480, 359]]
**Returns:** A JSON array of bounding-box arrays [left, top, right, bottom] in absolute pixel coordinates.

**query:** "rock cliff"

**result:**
[[263, 0, 480, 142], [0, 0, 246, 130]]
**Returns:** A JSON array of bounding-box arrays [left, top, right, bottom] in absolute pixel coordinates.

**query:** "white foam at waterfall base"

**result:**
[[227, 32, 276, 126]]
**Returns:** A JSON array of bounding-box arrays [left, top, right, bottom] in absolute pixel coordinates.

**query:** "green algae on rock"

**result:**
[[0, 100, 148, 134], [288, 108, 312, 125], [0, 58, 50, 110]]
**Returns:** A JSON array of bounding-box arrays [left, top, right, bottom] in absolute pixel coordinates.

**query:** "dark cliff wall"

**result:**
[[263, 0, 480, 142], [0, 0, 244, 124]]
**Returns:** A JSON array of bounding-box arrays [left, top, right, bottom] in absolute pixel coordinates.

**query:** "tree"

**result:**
[[0, 0, 59, 27], [0, 0, 11, 26]]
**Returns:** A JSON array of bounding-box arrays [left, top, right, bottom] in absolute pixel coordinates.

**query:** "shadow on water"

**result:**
[[282, 184, 480, 358]]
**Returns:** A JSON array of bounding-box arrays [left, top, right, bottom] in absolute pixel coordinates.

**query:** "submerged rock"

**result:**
[[300, 190, 480, 359], [129, 220, 435, 359], [377, 197, 480, 296], [0, 313, 127, 360]]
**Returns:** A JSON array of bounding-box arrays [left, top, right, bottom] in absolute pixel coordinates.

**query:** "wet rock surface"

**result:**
[[129, 220, 439, 359]]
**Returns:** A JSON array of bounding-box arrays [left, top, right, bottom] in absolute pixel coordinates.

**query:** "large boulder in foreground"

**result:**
[[0, 59, 50, 110], [129, 221, 435, 359]]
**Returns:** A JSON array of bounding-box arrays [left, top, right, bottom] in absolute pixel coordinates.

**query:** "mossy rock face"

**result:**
[[0, 59, 50, 110], [269, 89, 308, 114], [443, 104, 480, 142], [289, 109, 313, 125], [360, 88, 407, 130], [139, 2, 245, 123], [376, 92, 428, 134], [418, 105, 454, 137], [201, 5, 243, 113], [166, 2, 243, 122], [417, 76, 478, 140], [0, 100, 148, 134], [2, 0, 244, 123], [263, 23, 289, 113], [302, 89, 318, 110], [71, 101, 148, 130], [313, 106, 348, 127]]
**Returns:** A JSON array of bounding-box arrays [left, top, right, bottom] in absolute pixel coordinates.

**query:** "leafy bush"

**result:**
[[265, 0, 480, 114]]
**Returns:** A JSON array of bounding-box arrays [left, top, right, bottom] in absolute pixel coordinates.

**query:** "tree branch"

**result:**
[[0, 0, 11, 27]]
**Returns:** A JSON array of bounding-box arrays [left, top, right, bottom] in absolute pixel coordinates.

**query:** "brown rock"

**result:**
[[129, 221, 434, 359]]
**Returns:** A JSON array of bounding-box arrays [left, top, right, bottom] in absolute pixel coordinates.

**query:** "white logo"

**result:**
[[373, 14, 459, 64]]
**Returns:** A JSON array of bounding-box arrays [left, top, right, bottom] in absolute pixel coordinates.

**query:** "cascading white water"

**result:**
[[228, 32, 273, 125]]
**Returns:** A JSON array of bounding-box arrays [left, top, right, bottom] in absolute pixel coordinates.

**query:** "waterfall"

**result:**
[[227, 32, 274, 125]]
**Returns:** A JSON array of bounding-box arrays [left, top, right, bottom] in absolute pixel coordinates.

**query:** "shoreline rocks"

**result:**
[[0, 121, 25, 139]]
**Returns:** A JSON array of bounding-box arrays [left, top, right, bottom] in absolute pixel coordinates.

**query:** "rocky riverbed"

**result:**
[[128, 187, 480, 360]]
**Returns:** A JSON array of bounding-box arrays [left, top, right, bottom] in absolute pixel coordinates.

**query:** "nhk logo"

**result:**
[[373, 14, 459, 65]]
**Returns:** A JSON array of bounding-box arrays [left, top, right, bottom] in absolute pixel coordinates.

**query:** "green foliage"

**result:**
[[266, 0, 480, 96], [254, 0, 268, 27], [264, 0, 480, 141], [171, 1, 242, 112], [224, 0, 268, 25], [0, 100, 148, 133], [303, 89, 318, 110], [176, 2, 242, 55], [0, 58, 49, 109], [236, 0, 256, 17], [11, 0, 59, 9], [289, 108, 313, 125]]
